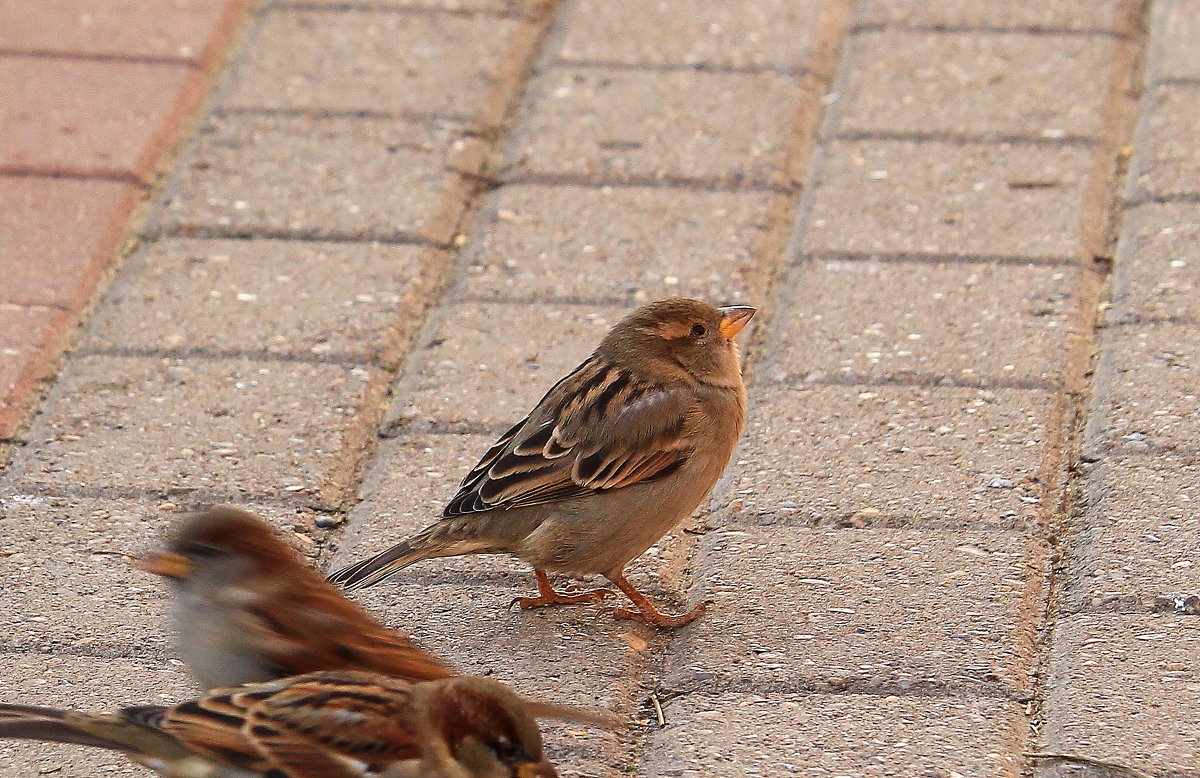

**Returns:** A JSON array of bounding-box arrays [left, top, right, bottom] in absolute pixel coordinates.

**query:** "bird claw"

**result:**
[[613, 599, 709, 628], [512, 587, 615, 611]]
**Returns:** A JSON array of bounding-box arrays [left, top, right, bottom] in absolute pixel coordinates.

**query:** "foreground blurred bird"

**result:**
[[0, 671, 561, 778], [330, 298, 755, 627], [137, 506, 454, 690]]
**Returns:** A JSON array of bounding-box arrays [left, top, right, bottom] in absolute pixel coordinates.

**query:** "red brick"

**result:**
[[0, 177, 141, 309], [0, 56, 199, 182], [0, 305, 71, 438], [0, 0, 249, 66]]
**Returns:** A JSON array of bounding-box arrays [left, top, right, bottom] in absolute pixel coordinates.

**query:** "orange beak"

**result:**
[[717, 305, 756, 339], [135, 550, 192, 580]]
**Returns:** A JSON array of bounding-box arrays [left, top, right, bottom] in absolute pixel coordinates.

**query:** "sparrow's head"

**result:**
[[136, 506, 300, 587], [420, 678, 558, 778], [601, 297, 755, 386]]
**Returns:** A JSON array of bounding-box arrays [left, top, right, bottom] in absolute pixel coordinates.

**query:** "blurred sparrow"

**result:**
[[330, 298, 754, 628], [0, 671, 563, 778], [138, 506, 453, 690]]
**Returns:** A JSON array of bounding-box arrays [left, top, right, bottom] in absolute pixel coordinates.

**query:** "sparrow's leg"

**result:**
[[608, 574, 708, 628], [511, 569, 614, 610]]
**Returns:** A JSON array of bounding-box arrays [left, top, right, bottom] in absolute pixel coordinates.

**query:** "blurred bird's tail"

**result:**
[[327, 520, 501, 591]]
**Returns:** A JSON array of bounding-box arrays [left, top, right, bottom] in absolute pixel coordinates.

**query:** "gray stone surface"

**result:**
[[0, 655, 196, 778], [7, 356, 382, 508], [802, 140, 1092, 260], [159, 112, 461, 241], [854, 0, 1120, 30], [727, 385, 1056, 529], [767, 259, 1078, 386], [1040, 614, 1200, 773], [557, 0, 824, 69], [665, 526, 1043, 698], [1066, 456, 1200, 613], [641, 693, 1028, 778], [1153, 0, 1200, 82], [1099, 324, 1200, 454], [223, 8, 515, 117], [1133, 86, 1200, 200], [507, 66, 801, 185], [85, 238, 425, 362], [460, 185, 771, 303], [277, 0, 519, 10], [837, 31, 1114, 139], [1111, 204, 1200, 323]]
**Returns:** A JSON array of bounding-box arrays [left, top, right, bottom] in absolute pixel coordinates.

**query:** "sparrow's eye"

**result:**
[[690, 323, 707, 338]]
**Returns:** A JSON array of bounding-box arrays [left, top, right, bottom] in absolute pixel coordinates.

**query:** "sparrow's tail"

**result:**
[[327, 520, 504, 591], [0, 704, 128, 750]]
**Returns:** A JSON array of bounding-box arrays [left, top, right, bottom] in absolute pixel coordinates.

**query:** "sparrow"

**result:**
[[0, 671, 562, 778], [329, 298, 755, 628], [137, 506, 454, 690]]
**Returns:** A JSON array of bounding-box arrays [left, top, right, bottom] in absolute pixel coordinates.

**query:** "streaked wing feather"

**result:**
[[442, 357, 694, 517], [245, 675, 420, 778]]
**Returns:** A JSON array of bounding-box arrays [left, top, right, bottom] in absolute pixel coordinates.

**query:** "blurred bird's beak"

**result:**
[[717, 305, 756, 339], [516, 761, 558, 778], [136, 550, 192, 580]]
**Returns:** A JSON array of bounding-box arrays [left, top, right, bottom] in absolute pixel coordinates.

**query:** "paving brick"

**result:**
[[1066, 456, 1200, 613], [557, 0, 824, 70], [387, 301, 623, 429], [1040, 614, 1200, 772], [461, 185, 771, 303], [0, 0, 243, 64], [854, 0, 1120, 31], [766, 260, 1078, 387], [1132, 86, 1200, 201], [0, 56, 196, 181], [641, 692, 1027, 778], [159, 112, 460, 242], [727, 385, 1056, 529], [0, 177, 140, 308], [1100, 324, 1200, 453], [1154, 0, 1200, 82], [334, 432, 499, 559], [664, 526, 1044, 698], [7, 355, 382, 508], [284, 0, 518, 10], [1111, 204, 1200, 323], [803, 140, 1092, 260], [222, 9, 515, 117], [85, 238, 425, 363], [0, 305, 71, 438], [507, 66, 801, 186], [837, 31, 1114, 139], [0, 655, 196, 778]]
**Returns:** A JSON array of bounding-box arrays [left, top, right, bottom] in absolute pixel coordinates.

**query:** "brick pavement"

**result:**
[[1, 1, 1197, 777], [0, 0, 254, 441]]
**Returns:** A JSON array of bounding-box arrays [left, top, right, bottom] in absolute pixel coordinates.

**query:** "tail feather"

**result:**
[[326, 540, 426, 590], [328, 522, 504, 590], [0, 705, 134, 751]]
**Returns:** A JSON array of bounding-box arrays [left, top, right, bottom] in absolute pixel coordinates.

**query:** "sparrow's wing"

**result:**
[[237, 576, 454, 682], [445, 356, 695, 517], [242, 673, 422, 778], [155, 683, 283, 775]]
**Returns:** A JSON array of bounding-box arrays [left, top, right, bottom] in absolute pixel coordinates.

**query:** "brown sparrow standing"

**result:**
[[137, 506, 454, 690], [0, 671, 562, 777], [330, 298, 755, 628]]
